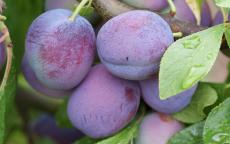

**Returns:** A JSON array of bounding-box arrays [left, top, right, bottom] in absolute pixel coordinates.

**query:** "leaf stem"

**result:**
[[69, 0, 90, 21], [167, 0, 176, 16], [173, 32, 183, 38]]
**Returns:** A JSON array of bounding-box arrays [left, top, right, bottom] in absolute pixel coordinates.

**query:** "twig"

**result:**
[[93, 0, 206, 36]]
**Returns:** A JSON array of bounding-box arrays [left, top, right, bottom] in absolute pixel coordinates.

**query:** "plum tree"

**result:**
[[140, 75, 197, 114], [45, 0, 77, 11], [136, 113, 184, 144], [67, 64, 140, 138], [121, 0, 168, 11], [174, 0, 212, 26], [97, 10, 173, 80], [0, 43, 5, 70], [21, 56, 72, 97], [30, 114, 84, 144], [25, 9, 95, 90]]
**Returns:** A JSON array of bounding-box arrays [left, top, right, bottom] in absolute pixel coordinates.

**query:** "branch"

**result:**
[[0, 0, 5, 13], [93, 0, 206, 36]]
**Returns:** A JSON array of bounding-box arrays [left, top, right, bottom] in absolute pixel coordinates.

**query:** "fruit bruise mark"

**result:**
[[158, 113, 173, 122], [38, 25, 91, 79], [125, 87, 135, 101]]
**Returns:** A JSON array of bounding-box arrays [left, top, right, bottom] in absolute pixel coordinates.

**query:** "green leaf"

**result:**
[[6, 130, 28, 144], [0, 57, 17, 144], [173, 83, 218, 123], [55, 98, 73, 128], [75, 137, 99, 144], [225, 29, 230, 49], [208, 83, 230, 108], [4, 0, 44, 69], [79, 6, 94, 18], [215, 0, 230, 8], [203, 98, 230, 144], [96, 119, 139, 144], [159, 24, 225, 100], [168, 121, 204, 144]]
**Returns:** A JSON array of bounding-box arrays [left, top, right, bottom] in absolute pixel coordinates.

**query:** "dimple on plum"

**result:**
[[67, 64, 140, 138], [97, 10, 174, 80], [25, 9, 96, 90]]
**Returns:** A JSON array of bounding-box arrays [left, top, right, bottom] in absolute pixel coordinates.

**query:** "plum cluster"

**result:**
[[21, 0, 228, 143]]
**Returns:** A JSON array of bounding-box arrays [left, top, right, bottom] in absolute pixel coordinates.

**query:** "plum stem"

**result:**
[[87, 0, 93, 7], [221, 8, 229, 23], [167, 0, 176, 17], [69, 0, 90, 21], [173, 32, 183, 38]]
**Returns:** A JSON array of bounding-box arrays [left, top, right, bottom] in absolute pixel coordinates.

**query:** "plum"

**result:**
[[21, 56, 71, 97], [136, 113, 184, 144], [97, 10, 173, 80], [174, 0, 212, 26], [25, 9, 95, 90], [121, 0, 168, 11], [205, 52, 229, 83], [67, 64, 140, 138], [0, 43, 5, 70], [212, 11, 230, 25], [140, 75, 197, 114], [45, 0, 77, 11], [30, 114, 84, 144]]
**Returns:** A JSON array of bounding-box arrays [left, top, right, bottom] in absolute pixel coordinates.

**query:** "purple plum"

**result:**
[[21, 56, 71, 97], [136, 113, 184, 144], [140, 75, 197, 114], [174, 0, 212, 26], [30, 114, 84, 144], [67, 64, 140, 138], [121, 0, 168, 11], [45, 0, 77, 11], [97, 10, 173, 80], [212, 11, 230, 25], [25, 9, 95, 90], [0, 43, 5, 70]]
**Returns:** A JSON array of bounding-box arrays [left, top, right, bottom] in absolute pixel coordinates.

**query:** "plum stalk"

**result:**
[[167, 0, 176, 16], [69, 0, 90, 21]]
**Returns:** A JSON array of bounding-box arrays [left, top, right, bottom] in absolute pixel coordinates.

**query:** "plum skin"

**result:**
[[45, 0, 77, 11], [121, 0, 168, 11], [0, 43, 5, 70], [97, 10, 173, 80], [30, 114, 84, 144], [140, 76, 197, 114], [67, 64, 140, 138], [213, 11, 230, 25], [25, 9, 95, 90], [174, 0, 212, 26], [136, 113, 184, 144], [21, 56, 72, 97]]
